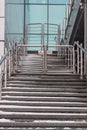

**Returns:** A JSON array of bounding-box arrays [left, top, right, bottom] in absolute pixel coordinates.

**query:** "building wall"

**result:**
[[65, 0, 81, 44], [0, 0, 5, 58]]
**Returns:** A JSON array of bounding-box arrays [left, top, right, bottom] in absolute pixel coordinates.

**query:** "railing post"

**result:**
[[43, 45, 47, 73], [77, 47, 79, 74], [45, 45, 47, 72], [43, 45, 45, 73], [15, 44, 18, 70], [0, 64, 2, 100], [12, 45, 15, 74], [8, 42, 11, 77], [4, 58, 7, 88], [65, 46, 67, 63], [80, 44, 83, 79], [41, 24, 44, 51], [9, 50, 11, 77], [23, 45, 26, 56], [64, 47, 66, 63], [73, 46, 75, 73], [68, 48, 70, 68], [11, 48, 13, 74]]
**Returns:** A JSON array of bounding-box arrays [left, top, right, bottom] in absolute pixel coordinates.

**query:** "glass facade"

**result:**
[[5, 0, 66, 50]]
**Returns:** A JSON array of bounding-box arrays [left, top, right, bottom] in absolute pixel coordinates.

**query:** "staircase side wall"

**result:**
[[0, 0, 5, 58], [65, 0, 81, 44]]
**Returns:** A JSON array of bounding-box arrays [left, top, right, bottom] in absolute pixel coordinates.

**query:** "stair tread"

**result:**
[[1, 106, 87, 113], [0, 121, 87, 128], [1, 101, 87, 107], [2, 96, 87, 102], [2, 91, 87, 97]]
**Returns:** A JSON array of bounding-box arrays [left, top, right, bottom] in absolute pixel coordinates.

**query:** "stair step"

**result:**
[[1, 112, 87, 119], [9, 77, 86, 82], [7, 84, 86, 89], [0, 128, 86, 130], [12, 73, 80, 80], [0, 121, 87, 128], [2, 91, 87, 97], [2, 96, 87, 102], [7, 81, 86, 86], [3, 87, 87, 93], [1, 106, 87, 113], [0, 101, 87, 107]]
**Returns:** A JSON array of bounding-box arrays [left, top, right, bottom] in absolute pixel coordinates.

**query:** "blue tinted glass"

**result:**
[[28, 5, 47, 23], [49, 0, 66, 4], [28, 0, 47, 3], [5, 0, 66, 50]]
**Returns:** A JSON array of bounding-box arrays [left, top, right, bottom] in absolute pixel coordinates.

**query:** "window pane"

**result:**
[[49, 0, 66, 4], [49, 5, 65, 24], [29, 0, 47, 4], [28, 5, 47, 23]]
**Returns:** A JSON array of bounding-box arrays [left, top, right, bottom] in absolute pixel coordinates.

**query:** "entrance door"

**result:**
[[25, 0, 66, 48]]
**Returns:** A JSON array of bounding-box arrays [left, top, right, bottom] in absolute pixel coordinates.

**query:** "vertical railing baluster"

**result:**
[[9, 50, 11, 77], [4, 57, 7, 88], [41, 24, 44, 51], [15, 44, 18, 70], [77, 47, 79, 74], [73, 46, 75, 73], [70, 48, 72, 70], [44, 45, 47, 73], [13, 44, 16, 74], [68, 48, 69, 68], [45, 45, 47, 72], [80, 44, 83, 79], [43, 45, 45, 73], [0, 62, 2, 100]]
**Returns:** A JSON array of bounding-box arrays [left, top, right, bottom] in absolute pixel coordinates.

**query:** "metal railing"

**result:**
[[74, 41, 87, 79], [16, 44, 44, 73], [16, 44, 75, 74], [0, 41, 17, 100], [0, 41, 79, 100]]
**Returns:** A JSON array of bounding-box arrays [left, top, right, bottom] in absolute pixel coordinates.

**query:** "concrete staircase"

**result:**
[[0, 54, 87, 130]]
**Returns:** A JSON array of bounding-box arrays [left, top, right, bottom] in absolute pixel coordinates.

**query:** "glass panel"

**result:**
[[28, 0, 47, 4], [27, 4, 47, 50], [49, 0, 67, 4], [28, 24, 42, 50], [5, 0, 24, 42], [27, 5, 47, 23], [49, 5, 65, 24]]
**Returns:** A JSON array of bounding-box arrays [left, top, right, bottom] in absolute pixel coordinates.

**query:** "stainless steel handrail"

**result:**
[[74, 41, 87, 54], [0, 43, 16, 65], [0, 42, 17, 100], [74, 41, 87, 79]]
